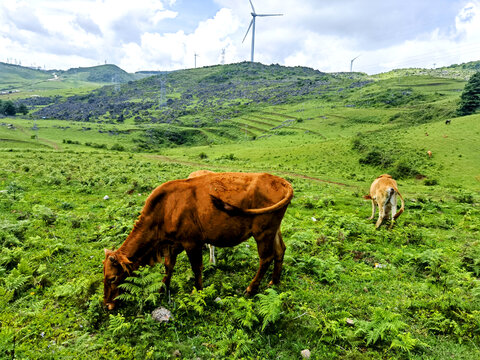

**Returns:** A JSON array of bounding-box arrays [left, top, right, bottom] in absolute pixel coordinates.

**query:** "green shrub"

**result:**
[[424, 178, 438, 186], [455, 191, 475, 204], [389, 157, 419, 179], [110, 143, 125, 151], [461, 241, 480, 276], [359, 150, 393, 167], [218, 153, 238, 161]]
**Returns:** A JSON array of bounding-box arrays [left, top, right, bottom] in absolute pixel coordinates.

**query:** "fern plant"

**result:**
[[355, 308, 407, 346], [256, 288, 287, 331], [225, 296, 259, 330], [390, 332, 428, 355], [108, 313, 132, 338], [116, 265, 164, 314], [4, 268, 31, 297], [296, 255, 343, 284], [0, 286, 14, 309], [217, 327, 254, 359], [177, 284, 216, 315]]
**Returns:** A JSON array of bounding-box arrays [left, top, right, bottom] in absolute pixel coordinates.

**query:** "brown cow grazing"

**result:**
[[103, 172, 293, 310], [427, 150, 432, 158], [364, 174, 405, 229], [188, 170, 216, 264]]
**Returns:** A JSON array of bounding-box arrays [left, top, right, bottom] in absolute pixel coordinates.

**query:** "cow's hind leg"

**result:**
[[388, 194, 397, 229], [246, 231, 276, 295], [269, 229, 286, 286], [186, 246, 204, 291], [368, 200, 376, 220], [375, 203, 385, 229]]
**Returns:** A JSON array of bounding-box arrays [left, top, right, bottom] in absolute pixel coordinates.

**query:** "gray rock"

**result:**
[[151, 307, 173, 323]]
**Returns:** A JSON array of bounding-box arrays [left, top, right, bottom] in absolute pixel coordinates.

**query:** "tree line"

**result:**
[[0, 99, 28, 116]]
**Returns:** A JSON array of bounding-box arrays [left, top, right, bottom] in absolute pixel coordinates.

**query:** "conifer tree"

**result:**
[[457, 72, 480, 116]]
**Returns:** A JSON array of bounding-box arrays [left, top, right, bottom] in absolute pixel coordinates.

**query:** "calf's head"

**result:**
[[103, 249, 132, 310]]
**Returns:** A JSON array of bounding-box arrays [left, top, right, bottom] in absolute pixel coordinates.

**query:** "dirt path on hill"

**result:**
[[147, 154, 352, 187], [15, 124, 62, 150]]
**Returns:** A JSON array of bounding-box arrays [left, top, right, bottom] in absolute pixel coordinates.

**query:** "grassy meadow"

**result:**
[[1, 62, 480, 359]]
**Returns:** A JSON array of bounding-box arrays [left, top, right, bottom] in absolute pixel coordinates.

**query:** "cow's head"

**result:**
[[103, 249, 132, 310]]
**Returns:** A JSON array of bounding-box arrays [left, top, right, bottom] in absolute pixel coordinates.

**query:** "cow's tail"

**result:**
[[363, 194, 372, 200], [210, 184, 293, 215], [393, 189, 405, 220]]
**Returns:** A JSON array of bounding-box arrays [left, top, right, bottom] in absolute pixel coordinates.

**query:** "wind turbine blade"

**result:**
[[256, 13, 283, 17], [248, 0, 256, 13], [242, 19, 254, 43]]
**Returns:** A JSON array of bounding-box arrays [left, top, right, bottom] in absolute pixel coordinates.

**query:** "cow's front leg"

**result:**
[[186, 246, 204, 290], [161, 245, 183, 292]]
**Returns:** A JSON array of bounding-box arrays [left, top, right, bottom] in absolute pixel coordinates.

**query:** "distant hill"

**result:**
[[0, 62, 51, 90], [446, 59, 480, 71], [58, 64, 138, 83], [0, 62, 142, 93], [374, 60, 480, 81], [30, 61, 368, 124]]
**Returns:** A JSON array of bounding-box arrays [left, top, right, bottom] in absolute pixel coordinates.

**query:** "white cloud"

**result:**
[[1, 0, 480, 73], [119, 7, 241, 71]]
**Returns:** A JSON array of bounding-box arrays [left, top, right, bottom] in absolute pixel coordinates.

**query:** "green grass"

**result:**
[[0, 63, 479, 359]]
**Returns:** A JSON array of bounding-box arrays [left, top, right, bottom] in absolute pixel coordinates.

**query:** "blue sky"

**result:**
[[161, 0, 219, 33], [1, 0, 480, 74]]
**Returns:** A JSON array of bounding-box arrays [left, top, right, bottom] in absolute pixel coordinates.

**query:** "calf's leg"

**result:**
[[375, 202, 385, 229], [209, 245, 216, 265], [389, 194, 397, 229], [368, 199, 376, 220]]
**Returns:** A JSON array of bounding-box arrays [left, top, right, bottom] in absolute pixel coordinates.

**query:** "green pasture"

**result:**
[[0, 64, 479, 359]]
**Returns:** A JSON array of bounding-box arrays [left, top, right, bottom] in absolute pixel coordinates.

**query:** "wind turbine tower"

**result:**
[[242, 0, 282, 62], [194, 53, 199, 68], [350, 55, 360, 72]]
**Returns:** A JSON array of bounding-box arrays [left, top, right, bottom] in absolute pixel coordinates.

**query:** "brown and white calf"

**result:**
[[364, 174, 405, 229]]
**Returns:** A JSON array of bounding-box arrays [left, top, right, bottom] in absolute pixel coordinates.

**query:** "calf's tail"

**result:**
[[393, 189, 405, 220]]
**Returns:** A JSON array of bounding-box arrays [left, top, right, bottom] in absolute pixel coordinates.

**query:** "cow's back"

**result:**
[[202, 172, 290, 210], [176, 172, 292, 247]]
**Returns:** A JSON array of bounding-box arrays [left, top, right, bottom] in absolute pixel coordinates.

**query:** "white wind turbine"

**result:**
[[242, 0, 282, 62]]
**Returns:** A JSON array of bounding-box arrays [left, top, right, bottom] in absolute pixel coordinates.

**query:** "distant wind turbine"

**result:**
[[242, 0, 282, 63], [350, 55, 360, 72], [194, 53, 199, 68]]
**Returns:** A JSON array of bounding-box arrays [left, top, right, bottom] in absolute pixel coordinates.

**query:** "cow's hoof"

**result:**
[[244, 287, 257, 296]]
